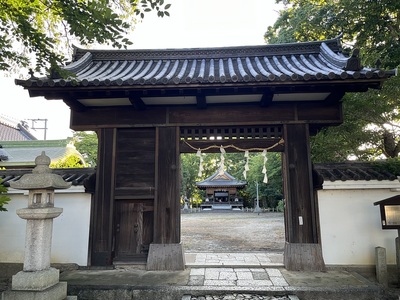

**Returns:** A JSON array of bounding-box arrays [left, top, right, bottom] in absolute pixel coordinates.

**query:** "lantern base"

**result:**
[[2, 281, 70, 300], [11, 267, 59, 291]]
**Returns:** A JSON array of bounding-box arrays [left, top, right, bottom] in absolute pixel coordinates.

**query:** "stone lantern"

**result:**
[[2, 152, 75, 300]]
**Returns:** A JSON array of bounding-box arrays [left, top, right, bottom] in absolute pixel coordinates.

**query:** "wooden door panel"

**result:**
[[114, 201, 154, 261]]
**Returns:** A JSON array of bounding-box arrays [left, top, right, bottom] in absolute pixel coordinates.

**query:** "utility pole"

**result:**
[[28, 119, 48, 140], [254, 181, 262, 213]]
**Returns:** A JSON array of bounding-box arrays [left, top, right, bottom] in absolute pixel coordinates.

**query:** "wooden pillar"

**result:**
[[282, 124, 325, 271], [89, 128, 116, 266], [147, 126, 185, 270]]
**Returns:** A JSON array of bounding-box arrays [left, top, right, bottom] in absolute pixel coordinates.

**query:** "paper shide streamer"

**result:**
[[185, 139, 284, 184]]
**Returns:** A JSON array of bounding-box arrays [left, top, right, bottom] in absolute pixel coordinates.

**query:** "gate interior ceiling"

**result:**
[[15, 37, 396, 271]]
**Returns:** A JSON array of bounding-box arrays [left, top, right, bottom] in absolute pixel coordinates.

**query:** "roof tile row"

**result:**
[[18, 38, 393, 88]]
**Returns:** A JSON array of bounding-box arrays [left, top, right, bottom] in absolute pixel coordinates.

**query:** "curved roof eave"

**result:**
[[14, 37, 396, 92]]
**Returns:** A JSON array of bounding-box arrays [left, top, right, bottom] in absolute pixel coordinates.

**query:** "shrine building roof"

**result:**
[[15, 37, 396, 109], [196, 170, 247, 189]]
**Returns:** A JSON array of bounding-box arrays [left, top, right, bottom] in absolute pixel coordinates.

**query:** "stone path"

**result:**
[[183, 295, 298, 300], [188, 267, 288, 287], [182, 252, 299, 300], [185, 252, 284, 268]]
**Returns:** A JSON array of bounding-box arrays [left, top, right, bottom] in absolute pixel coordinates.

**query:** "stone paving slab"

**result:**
[[188, 267, 288, 288], [185, 252, 284, 268]]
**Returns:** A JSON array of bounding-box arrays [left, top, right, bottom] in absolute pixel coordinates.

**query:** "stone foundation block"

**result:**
[[2, 281, 67, 300], [11, 268, 59, 291], [147, 243, 185, 271]]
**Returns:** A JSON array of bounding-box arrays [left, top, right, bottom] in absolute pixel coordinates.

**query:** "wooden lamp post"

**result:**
[[374, 195, 400, 285]]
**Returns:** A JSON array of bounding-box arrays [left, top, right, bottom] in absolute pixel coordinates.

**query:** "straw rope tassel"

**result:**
[[262, 149, 268, 183], [243, 150, 249, 179], [196, 149, 203, 177]]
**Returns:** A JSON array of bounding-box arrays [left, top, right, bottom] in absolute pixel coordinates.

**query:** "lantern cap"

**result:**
[[10, 151, 72, 190]]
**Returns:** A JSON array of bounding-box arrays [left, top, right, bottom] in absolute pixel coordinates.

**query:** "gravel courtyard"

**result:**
[[181, 211, 285, 253]]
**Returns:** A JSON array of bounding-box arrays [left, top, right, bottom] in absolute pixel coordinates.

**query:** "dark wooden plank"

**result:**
[[284, 243, 325, 271], [282, 124, 317, 244], [70, 107, 168, 130], [115, 202, 144, 259], [154, 127, 180, 244], [114, 187, 155, 199], [90, 128, 116, 266], [113, 200, 154, 262], [297, 102, 342, 122], [115, 128, 156, 189], [70, 103, 342, 130]]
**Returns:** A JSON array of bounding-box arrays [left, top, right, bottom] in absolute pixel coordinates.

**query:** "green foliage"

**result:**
[[239, 152, 283, 208], [0, 179, 11, 212], [266, 0, 400, 162], [50, 154, 85, 168], [276, 200, 284, 212], [180, 153, 202, 200], [311, 76, 400, 162], [73, 131, 98, 167], [372, 158, 400, 177], [0, 0, 171, 74], [266, 0, 400, 68]]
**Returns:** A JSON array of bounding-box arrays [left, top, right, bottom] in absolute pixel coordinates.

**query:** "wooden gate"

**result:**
[[114, 200, 153, 262]]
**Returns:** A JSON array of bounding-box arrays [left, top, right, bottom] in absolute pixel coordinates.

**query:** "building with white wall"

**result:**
[[315, 162, 400, 266]]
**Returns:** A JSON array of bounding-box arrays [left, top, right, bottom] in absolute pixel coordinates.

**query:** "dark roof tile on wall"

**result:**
[[0, 168, 95, 187], [313, 162, 398, 182]]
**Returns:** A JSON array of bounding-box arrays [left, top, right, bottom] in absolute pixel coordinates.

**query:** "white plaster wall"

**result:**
[[318, 181, 400, 265], [0, 187, 91, 266]]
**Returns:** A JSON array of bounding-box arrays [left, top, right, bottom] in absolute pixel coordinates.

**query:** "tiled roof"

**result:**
[[0, 115, 37, 141], [16, 37, 394, 89], [0, 140, 85, 168], [313, 162, 398, 182], [0, 168, 95, 187], [196, 170, 247, 189]]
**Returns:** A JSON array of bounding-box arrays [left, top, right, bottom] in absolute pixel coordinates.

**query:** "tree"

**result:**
[[265, 0, 400, 161], [180, 153, 201, 201], [50, 154, 86, 168], [180, 151, 283, 209], [311, 77, 400, 162], [0, 0, 171, 74], [72, 131, 98, 167], [240, 152, 283, 208], [0, 180, 10, 212], [266, 0, 400, 68]]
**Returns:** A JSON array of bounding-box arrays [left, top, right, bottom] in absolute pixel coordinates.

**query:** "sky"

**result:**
[[0, 0, 283, 140]]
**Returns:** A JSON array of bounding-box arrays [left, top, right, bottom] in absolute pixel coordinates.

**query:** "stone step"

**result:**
[[212, 204, 232, 210], [65, 285, 388, 300]]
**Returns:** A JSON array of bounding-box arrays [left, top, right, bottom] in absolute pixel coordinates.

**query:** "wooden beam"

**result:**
[[324, 91, 346, 104], [283, 124, 316, 244], [129, 96, 146, 110], [63, 97, 87, 112], [179, 139, 284, 153], [260, 92, 273, 107], [196, 95, 207, 109], [154, 127, 180, 244], [70, 103, 342, 130], [282, 124, 325, 271], [90, 128, 116, 266]]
